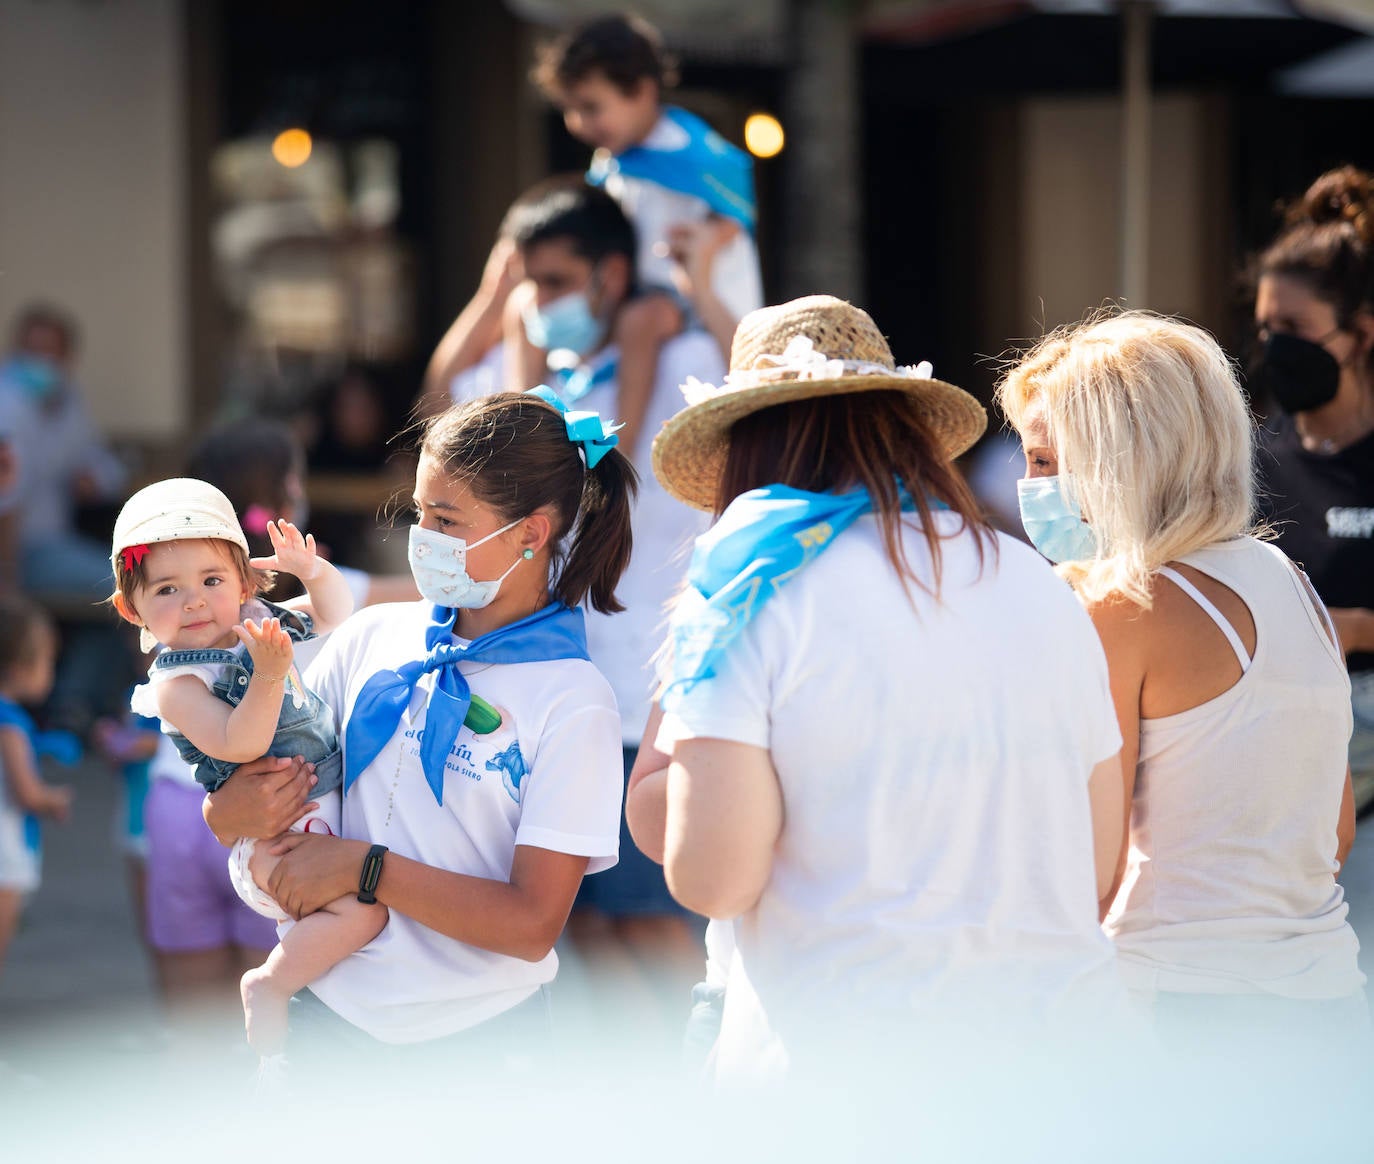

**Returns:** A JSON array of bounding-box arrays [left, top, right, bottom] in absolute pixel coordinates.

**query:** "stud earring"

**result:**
[[522, 548, 535, 560]]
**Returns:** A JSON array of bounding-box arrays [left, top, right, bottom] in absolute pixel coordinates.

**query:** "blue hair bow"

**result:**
[[527, 385, 622, 469]]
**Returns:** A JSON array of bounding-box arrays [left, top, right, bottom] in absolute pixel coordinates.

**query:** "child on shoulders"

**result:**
[[519, 13, 762, 443]]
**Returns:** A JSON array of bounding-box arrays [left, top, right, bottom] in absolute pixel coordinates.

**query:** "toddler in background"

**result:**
[[109, 478, 384, 1055], [0, 597, 74, 977]]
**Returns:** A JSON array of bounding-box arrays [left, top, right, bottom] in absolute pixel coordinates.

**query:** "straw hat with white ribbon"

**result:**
[[652, 295, 987, 511]]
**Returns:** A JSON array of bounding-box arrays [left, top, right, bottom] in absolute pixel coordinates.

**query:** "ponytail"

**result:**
[[557, 445, 636, 613]]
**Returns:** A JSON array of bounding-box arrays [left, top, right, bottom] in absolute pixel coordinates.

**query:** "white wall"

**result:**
[[0, 0, 186, 439]]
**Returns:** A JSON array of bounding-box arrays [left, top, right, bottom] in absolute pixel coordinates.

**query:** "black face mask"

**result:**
[[1253, 331, 1341, 415]]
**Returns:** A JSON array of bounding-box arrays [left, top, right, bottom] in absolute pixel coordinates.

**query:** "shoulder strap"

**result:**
[[1158, 566, 1252, 673]]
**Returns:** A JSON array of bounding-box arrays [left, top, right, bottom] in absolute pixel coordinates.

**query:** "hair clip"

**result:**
[[120, 544, 150, 572], [527, 385, 622, 469]]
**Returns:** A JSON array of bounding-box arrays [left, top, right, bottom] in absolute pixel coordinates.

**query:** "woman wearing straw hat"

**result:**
[[625, 295, 1133, 1084]]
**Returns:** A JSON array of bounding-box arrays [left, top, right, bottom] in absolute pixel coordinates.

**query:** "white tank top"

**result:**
[[1105, 537, 1364, 999]]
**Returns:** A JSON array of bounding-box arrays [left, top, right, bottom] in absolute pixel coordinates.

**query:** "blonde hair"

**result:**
[[996, 310, 1260, 607]]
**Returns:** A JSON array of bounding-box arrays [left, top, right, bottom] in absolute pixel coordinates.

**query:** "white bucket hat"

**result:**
[[112, 478, 249, 567], [112, 479, 249, 651]]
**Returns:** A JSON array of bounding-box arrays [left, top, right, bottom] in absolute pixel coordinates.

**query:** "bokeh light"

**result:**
[[744, 113, 785, 159], [271, 127, 313, 168]]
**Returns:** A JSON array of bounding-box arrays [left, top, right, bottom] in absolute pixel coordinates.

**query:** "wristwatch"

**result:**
[[357, 843, 388, 904]]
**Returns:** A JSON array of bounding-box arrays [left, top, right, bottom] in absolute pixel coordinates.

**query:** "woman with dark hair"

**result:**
[[625, 296, 1132, 1085], [200, 390, 636, 1074], [1252, 165, 1374, 810]]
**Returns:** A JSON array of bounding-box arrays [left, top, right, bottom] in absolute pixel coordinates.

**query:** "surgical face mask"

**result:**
[[1017, 475, 1098, 564], [522, 287, 605, 357], [407, 520, 528, 609], [2, 354, 61, 401], [1252, 331, 1342, 415]]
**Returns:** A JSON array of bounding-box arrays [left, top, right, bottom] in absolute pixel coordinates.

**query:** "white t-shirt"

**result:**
[[657, 516, 1130, 1080], [452, 336, 717, 744], [602, 115, 764, 324], [302, 600, 624, 1043]]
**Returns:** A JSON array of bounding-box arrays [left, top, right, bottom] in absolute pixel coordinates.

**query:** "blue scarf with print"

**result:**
[[344, 602, 589, 804], [662, 485, 933, 708]]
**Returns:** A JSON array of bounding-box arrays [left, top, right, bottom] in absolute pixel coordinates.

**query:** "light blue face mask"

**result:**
[[1, 354, 61, 400], [521, 288, 605, 357], [407, 520, 528, 610], [1017, 475, 1097, 563]]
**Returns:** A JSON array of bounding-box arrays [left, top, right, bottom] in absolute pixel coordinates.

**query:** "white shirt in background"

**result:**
[[452, 335, 717, 746], [602, 114, 764, 324]]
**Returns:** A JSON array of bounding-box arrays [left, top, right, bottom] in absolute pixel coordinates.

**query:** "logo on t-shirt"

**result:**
[[1325, 507, 1374, 539], [485, 740, 529, 804]]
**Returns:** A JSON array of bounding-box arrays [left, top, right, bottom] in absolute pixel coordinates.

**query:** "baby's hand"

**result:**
[[236, 617, 294, 680], [250, 520, 321, 582]]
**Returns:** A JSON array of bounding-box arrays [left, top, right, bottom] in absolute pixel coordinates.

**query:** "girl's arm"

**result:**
[[157, 620, 292, 765], [0, 725, 72, 820], [625, 704, 671, 864], [267, 835, 589, 963], [1085, 596, 1148, 921], [252, 520, 355, 634], [664, 737, 782, 919]]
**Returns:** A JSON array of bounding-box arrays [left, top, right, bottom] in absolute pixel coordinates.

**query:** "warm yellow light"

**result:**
[[271, 128, 313, 168], [744, 113, 784, 159]]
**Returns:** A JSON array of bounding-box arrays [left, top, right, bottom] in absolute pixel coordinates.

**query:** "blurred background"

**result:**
[[2, 0, 1373, 518]]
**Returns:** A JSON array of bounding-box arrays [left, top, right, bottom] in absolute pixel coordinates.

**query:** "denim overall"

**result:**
[[152, 601, 342, 795]]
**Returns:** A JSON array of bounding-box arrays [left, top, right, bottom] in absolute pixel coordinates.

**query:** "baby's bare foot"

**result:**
[[240, 965, 290, 1056]]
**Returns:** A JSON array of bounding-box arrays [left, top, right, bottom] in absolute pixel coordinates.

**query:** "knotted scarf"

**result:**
[[662, 484, 936, 708], [343, 602, 589, 803]]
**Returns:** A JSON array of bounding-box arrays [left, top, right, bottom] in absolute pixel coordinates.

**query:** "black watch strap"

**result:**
[[357, 843, 388, 904]]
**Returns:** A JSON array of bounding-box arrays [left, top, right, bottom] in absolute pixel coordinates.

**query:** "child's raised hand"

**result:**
[[250, 520, 321, 582], [236, 616, 294, 680], [666, 218, 739, 299]]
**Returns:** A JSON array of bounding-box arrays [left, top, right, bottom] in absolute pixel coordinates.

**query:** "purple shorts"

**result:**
[[144, 778, 278, 953]]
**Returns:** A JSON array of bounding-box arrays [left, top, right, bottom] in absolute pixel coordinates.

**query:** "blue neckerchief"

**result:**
[[552, 352, 618, 407], [662, 485, 941, 708], [588, 106, 756, 232], [343, 601, 590, 804]]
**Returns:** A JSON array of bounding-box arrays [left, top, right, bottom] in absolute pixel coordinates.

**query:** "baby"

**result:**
[[110, 478, 384, 1055]]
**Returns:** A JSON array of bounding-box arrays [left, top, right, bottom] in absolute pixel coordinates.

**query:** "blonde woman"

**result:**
[[999, 311, 1365, 1055]]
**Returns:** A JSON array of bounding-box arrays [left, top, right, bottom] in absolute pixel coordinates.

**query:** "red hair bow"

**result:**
[[120, 544, 150, 572]]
